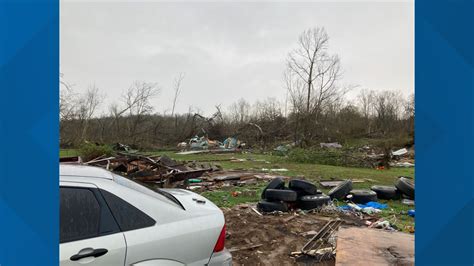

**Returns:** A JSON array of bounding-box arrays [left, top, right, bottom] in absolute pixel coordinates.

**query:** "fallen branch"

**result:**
[[229, 244, 263, 252]]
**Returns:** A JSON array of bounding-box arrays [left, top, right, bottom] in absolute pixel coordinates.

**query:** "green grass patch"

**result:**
[[60, 149, 78, 157]]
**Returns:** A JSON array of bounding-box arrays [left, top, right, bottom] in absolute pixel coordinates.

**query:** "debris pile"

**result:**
[[176, 135, 244, 154], [291, 219, 342, 262], [185, 171, 289, 191], [60, 153, 220, 188]]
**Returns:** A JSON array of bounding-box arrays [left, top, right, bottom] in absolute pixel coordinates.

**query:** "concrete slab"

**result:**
[[336, 226, 414, 265]]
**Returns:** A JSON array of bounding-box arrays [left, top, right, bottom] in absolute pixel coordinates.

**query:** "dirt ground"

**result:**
[[223, 205, 366, 266]]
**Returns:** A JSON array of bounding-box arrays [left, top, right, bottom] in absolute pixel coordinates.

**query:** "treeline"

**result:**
[[60, 83, 413, 149], [60, 27, 414, 150]]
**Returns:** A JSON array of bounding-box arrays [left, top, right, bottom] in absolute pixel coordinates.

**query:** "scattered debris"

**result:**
[[370, 220, 396, 231], [391, 148, 408, 156], [250, 207, 263, 216], [63, 153, 219, 188], [112, 142, 136, 153], [261, 168, 288, 172], [177, 135, 243, 153], [228, 243, 263, 252], [296, 219, 342, 262], [401, 199, 415, 206], [223, 205, 339, 265], [391, 161, 415, 168], [319, 179, 364, 188], [320, 142, 343, 149]]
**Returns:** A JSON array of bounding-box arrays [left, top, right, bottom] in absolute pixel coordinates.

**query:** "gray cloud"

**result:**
[[61, 1, 413, 115]]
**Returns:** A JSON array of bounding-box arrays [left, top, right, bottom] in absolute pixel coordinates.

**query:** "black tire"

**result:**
[[298, 194, 331, 210], [349, 189, 378, 204], [395, 177, 414, 199], [257, 200, 288, 212], [261, 177, 285, 199], [370, 185, 400, 200], [291, 188, 323, 199], [265, 189, 298, 202], [289, 179, 318, 195], [328, 180, 353, 200]]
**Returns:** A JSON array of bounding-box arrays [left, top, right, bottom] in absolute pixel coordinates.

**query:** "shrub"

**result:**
[[78, 142, 113, 161], [288, 148, 371, 168]]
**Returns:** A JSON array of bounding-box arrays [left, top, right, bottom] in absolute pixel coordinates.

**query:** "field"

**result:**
[[60, 149, 415, 232]]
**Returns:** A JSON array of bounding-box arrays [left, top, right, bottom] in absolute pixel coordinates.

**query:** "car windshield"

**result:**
[[112, 174, 184, 209]]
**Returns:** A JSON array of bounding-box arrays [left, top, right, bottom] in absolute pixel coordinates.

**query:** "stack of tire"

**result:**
[[325, 179, 377, 204], [368, 176, 414, 201], [257, 178, 331, 212], [334, 176, 414, 204]]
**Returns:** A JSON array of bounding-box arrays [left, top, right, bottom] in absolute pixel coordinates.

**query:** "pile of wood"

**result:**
[[60, 153, 220, 188]]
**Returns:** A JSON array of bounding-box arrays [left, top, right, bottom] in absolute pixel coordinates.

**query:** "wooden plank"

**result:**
[[336, 227, 414, 266]]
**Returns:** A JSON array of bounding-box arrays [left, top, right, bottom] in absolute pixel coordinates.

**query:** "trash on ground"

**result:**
[[402, 199, 415, 206], [261, 168, 288, 172], [176, 135, 243, 153], [320, 142, 343, 149], [392, 148, 408, 156], [391, 161, 415, 167], [292, 219, 342, 262]]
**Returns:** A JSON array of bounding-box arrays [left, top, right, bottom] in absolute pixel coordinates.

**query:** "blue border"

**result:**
[[0, 0, 59, 264], [416, 0, 474, 264], [1, 0, 474, 264]]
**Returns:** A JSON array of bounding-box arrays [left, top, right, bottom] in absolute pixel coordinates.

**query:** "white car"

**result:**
[[60, 164, 232, 265]]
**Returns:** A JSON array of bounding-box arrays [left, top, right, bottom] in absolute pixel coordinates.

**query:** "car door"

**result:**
[[60, 183, 127, 266]]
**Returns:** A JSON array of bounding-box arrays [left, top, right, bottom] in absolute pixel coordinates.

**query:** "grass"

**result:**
[[60, 149, 79, 157], [60, 148, 415, 232]]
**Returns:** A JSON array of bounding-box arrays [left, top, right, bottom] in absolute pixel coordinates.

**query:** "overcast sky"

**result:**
[[60, 1, 414, 116]]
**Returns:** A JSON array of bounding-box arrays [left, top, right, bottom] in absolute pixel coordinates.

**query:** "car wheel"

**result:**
[[328, 180, 352, 200], [349, 189, 378, 204], [265, 189, 298, 202], [257, 200, 288, 212], [261, 177, 285, 199], [298, 194, 331, 210], [370, 185, 400, 200], [395, 177, 415, 199]]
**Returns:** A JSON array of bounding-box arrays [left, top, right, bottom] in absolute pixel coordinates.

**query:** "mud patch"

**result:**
[[223, 206, 357, 265]]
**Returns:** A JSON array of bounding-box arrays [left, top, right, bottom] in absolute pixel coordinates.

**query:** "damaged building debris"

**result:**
[[60, 152, 222, 188], [224, 175, 415, 265], [177, 135, 244, 153], [60, 141, 414, 265]]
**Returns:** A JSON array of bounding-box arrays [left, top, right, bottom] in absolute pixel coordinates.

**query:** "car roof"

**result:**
[[60, 164, 114, 180]]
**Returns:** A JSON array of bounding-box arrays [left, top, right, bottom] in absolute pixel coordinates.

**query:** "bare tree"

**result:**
[[171, 73, 185, 116], [358, 89, 375, 134], [287, 27, 342, 113], [59, 73, 77, 122], [285, 27, 346, 145], [372, 90, 403, 135], [228, 98, 251, 124], [77, 85, 103, 141], [121, 81, 160, 144]]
